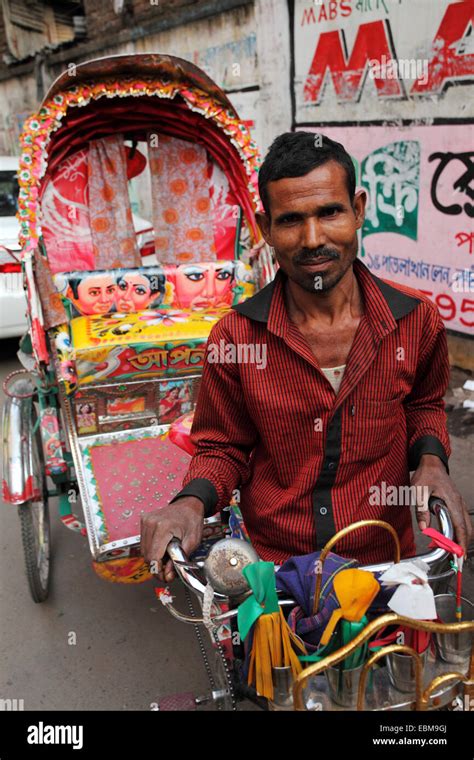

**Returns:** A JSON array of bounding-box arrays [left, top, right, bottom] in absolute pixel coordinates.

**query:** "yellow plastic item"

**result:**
[[71, 309, 221, 349], [319, 569, 380, 647], [248, 608, 307, 701]]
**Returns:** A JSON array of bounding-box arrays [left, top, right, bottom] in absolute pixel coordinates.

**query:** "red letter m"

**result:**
[[303, 20, 402, 104]]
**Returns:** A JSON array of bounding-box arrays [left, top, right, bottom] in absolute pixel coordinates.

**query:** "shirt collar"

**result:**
[[233, 258, 421, 340]]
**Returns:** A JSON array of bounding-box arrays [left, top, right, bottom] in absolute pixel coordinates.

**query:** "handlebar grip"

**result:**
[[163, 537, 185, 565], [428, 495, 447, 513], [427, 495, 454, 540]]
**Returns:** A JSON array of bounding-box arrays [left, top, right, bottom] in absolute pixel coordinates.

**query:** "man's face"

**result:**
[[257, 160, 366, 293], [73, 275, 117, 314]]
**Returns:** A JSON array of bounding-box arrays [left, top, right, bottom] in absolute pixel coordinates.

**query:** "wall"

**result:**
[[0, 0, 256, 152]]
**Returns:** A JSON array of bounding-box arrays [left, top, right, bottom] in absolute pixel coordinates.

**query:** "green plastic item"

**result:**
[[299, 616, 369, 670], [237, 562, 279, 642]]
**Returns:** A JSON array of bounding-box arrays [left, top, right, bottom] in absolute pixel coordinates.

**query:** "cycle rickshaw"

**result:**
[[2, 53, 473, 712]]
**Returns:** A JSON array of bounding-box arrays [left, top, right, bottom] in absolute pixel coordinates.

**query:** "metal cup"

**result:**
[[268, 666, 294, 711], [434, 594, 474, 666], [386, 647, 429, 693], [326, 663, 364, 708]]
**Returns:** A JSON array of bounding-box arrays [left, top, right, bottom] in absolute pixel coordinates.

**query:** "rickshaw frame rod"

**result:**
[[163, 597, 295, 625], [184, 586, 237, 710], [184, 586, 217, 693]]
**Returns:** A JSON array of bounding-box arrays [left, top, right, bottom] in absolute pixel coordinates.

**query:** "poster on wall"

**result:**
[[294, 0, 474, 123], [300, 125, 473, 336]]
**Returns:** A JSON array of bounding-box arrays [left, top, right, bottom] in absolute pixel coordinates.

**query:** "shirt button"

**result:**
[[320, 507, 328, 516], [328, 461, 335, 470]]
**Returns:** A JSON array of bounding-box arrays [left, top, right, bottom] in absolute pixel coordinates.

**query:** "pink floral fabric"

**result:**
[[33, 247, 68, 329], [208, 159, 241, 260], [148, 133, 215, 264], [88, 136, 141, 270]]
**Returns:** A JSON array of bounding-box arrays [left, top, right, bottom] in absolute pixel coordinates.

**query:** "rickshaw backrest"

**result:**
[[53, 260, 255, 319], [50, 259, 255, 393]]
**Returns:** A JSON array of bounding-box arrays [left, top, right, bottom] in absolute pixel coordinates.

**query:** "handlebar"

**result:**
[[163, 497, 455, 624], [165, 536, 295, 624], [166, 538, 228, 603], [362, 496, 453, 576]]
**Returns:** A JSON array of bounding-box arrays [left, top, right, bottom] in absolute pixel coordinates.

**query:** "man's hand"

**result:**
[[140, 497, 205, 582], [411, 454, 472, 555]]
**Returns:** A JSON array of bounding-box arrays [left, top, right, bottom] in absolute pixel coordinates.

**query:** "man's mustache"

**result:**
[[293, 247, 340, 265]]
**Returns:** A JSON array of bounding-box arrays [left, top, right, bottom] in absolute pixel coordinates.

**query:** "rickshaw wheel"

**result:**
[[18, 499, 51, 603], [17, 417, 51, 603]]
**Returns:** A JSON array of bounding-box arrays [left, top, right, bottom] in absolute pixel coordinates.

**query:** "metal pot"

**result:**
[[434, 594, 474, 666], [386, 647, 429, 693], [268, 666, 294, 711], [326, 663, 364, 708]]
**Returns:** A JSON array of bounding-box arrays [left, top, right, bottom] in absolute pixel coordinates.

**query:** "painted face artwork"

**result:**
[[158, 380, 194, 423], [76, 402, 97, 432], [171, 262, 235, 309], [56, 266, 166, 318], [70, 274, 117, 315], [116, 272, 157, 312]]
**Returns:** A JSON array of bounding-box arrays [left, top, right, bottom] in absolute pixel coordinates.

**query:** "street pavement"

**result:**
[[0, 337, 472, 710]]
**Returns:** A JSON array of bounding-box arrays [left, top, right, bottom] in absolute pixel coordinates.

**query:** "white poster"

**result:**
[[294, 0, 474, 123]]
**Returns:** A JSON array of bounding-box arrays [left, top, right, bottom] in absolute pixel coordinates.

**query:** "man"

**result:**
[[141, 132, 472, 582]]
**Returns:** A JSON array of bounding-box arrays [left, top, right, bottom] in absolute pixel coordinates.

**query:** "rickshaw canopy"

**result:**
[[17, 53, 263, 257]]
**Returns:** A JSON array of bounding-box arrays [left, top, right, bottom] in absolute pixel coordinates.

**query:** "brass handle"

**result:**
[[293, 614, 474, 710], [357, 644, 423, 711], [313, 520, 401, 615], [419, 672, 470, 711]]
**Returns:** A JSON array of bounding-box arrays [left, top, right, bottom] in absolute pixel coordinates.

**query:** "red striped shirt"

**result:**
[[174, 258, 451, 565]]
